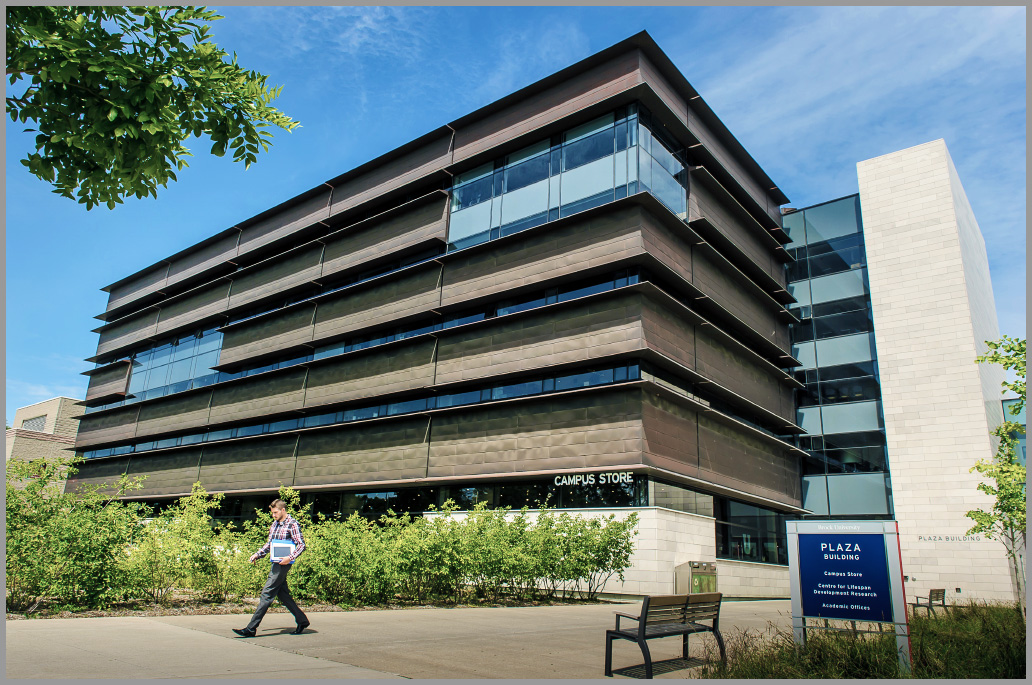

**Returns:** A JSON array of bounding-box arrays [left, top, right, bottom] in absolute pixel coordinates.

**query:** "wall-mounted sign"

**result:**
[[553, 472, 634, 487], [787, 520, 911, 672]]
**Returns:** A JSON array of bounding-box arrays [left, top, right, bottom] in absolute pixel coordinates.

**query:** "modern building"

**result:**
[[6, 396, 82, 465], [68, 34, 1016, 602], [71, 32, 804, 596], [785, 139, 1016, 603]]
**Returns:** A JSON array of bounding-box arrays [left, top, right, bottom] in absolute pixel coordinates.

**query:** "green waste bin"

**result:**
[[674, 561, 717, 594]]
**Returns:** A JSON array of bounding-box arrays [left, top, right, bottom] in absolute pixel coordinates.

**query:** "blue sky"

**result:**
[[5, 5, 1026, 422]]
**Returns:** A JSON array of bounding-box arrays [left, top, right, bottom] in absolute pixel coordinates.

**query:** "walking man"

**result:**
[[233, 499, 310, 637]]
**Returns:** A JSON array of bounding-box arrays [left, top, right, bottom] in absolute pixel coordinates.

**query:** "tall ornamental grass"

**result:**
[[697, 603, 1025, 679]]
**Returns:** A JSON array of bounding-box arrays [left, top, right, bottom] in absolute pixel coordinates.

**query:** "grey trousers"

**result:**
[[245, 562, 308, 631]]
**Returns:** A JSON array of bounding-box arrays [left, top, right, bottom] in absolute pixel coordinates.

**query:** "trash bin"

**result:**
[[674, 561, 717, 594]]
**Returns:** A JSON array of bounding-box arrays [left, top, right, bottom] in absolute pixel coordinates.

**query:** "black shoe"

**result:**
[[233, 628, 256, 638], [293, 622, 310, 635]]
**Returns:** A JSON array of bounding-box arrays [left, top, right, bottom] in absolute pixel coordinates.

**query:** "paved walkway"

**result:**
[[6, 600, 792, 679]]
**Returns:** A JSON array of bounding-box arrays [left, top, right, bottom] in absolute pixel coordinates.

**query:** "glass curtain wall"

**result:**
[[447, 103, 688, 250], [783, 195, 893, 517]]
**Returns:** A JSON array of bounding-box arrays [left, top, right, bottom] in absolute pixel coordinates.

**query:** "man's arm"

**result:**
[[284, 519, 305, 563]]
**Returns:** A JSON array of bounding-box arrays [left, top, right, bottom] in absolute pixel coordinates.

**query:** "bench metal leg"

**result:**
[[682, 633, 689, 659], [714, 629, 727, 667], [639, 640, 653, 679], [604, 633, 614, 677]]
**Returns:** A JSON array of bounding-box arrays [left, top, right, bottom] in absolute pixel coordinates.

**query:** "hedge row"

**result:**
[[6, 457, 638, 612]]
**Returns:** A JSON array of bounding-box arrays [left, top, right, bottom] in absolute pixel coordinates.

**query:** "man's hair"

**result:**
[[269, 499, 288, 511]]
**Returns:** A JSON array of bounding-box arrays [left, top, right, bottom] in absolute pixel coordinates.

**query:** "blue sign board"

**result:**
[[797, 532, 893, 622]]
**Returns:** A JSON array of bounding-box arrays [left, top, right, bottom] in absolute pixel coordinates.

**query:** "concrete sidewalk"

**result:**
[[6, 600, 792, 679]]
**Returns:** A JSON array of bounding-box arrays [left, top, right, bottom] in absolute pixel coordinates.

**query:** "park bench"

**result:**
[[604, 592, 726, 679], [909, 588, 947, 616]]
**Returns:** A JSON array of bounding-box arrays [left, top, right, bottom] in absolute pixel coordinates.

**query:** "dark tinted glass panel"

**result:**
[[556, 368, 615, 391], [822, 430, 887, 449], [818, 361, 877, 382], [819, 376, 881, 404], [825, 446, 888, 473], [813, 309, 873, 339], [388, 398, 428, 416], [234, 424, 264, 438], [562, 129, 615, 171], [342, 406, 381, 422], [304, 413, 337, 428], [791, 320, 814, 344], [437, 389, 481, 409], [452, 176, 493, 211], [504, 154, 549, 193], [811, 295, 869, 318]]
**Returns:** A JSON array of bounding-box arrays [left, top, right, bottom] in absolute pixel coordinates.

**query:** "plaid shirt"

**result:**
[[254, 515, 305, 563]]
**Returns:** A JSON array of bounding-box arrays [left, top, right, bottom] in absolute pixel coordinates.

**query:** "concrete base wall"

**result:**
[[715, 559, 790, 598]]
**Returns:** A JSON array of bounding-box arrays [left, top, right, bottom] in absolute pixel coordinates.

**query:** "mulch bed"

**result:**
[[6, 592, 610, 620]]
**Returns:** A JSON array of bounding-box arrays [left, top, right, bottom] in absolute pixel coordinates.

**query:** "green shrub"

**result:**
[[6, 455, 148, 612], [698, 602, 1026, 679]]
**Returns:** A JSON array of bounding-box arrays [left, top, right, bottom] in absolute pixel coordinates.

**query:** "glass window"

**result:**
[[811, 294, 868, 318], [234, 424, 264, 438], [268, 418, 300, 433], [167, 357, 194, 385], [192, 349, 220, 376], [818, 360, 876, 382], [793, 341, 817, 369], [342, 406, 380, 422], [172, 334, 197, 361], [206, 428, 233, 441], [808, 269, 867, 305], [490, 380, 543, 400], [556, 368, 615, 391], [815, 333, 874, 367], [388, 398, 428, 416], [499, 178, 549, 230], [304, 413, 338, 428], [803, 196, 862, 244], [448, 201, 493, 248], [782, 211, 805, 249], [437, 389, 481, 409], [648, 154, 686, 216], [819, 376, 881, 405], [801, 475, 829, 515], [787, 280, 811, 307], [798, 405, 822, 434], [504, 151, 549, 193], [560, 155, 614, 208], [819, 400, 883, 435], [144, 364, 170, 390], [826, 473, 892, 516], [813, 309, 873, 340], [180, 433, 203, 445], [150, 343, 173, 367]]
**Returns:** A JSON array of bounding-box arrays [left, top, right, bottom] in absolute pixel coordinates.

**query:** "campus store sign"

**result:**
[[787, 521, 906, 623]]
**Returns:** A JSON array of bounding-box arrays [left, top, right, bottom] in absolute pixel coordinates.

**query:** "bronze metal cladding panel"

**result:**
[[312, 266, 442, 343], [125, 448, 202, 497], [692, 249, 777, 339], [228, 243, 324, 311], [697, 413, 801, 507], [208, 367, 308, 426], [641, 391, 700, 478], [304, 338, 437, 408], [641, 296, 696, 370], [64, 457, 130, 496], [428, 389, 645, 478], [75, 406, 141, 449], [441, 205, 646, 308], [695, 326, 787, 420], [636, 52, 689, 125], [329, 134, 452, 217], [218, 304, 317, 367], [435, 293, 645, 386], [84, 364, 132, 403], [96, 310, 160, 358], [321, 197, 449, 279], [688, 180, 784, 287], [680, 93, 782, 227], [452, 50, 642, 163], [197, 434, 298, 492], [237, 190, 332, 254], [293, 418, 430, 486], [134, 391, 214, 439], [155, 282, 232, 337], [106, 264, 169, 314], [639, 209, 693, 282], [166, 233, 239, 283]]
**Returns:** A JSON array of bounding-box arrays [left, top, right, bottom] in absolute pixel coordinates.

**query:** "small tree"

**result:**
[[968, 335, 1026, 612]]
